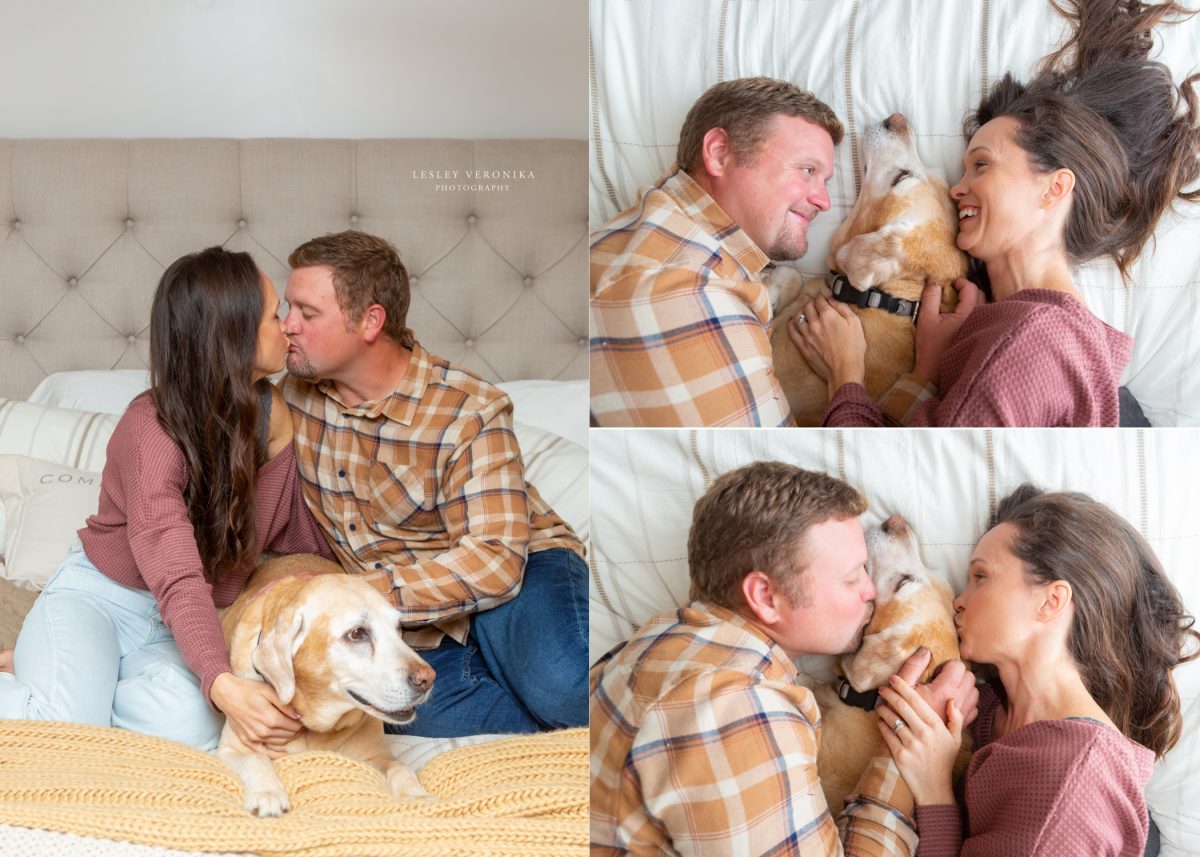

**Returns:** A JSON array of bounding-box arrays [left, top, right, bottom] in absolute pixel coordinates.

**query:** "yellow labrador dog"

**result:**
[[814, 515, 962, 813], [217, 554, 435, 817], [768, 114, 968, 425]]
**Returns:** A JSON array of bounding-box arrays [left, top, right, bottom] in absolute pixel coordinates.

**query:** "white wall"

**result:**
[[0, 0, 585, 139]]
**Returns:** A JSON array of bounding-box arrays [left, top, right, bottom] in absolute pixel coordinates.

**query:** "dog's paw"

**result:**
[[386, 764, 431, 802], [245, 788, 291, 817]]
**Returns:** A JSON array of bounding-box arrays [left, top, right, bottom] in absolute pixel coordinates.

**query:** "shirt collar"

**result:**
[[692, 600, 799, 678], [315, 342, 437, 427], [658, 164, 773, 279]]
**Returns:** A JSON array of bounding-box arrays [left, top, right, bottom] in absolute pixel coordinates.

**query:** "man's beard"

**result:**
[[285, 349, 318, 380], [767, 224, 809, 262]]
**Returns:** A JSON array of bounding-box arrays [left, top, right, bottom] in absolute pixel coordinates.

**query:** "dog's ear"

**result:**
[[834, 229, 904, 290], [251, 607, 307, 704]]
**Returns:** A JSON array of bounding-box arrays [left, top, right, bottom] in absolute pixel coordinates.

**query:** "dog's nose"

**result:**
[[408, 664, 436, 693], [883, 113, 909, 133], [882, 514, 909, 536]]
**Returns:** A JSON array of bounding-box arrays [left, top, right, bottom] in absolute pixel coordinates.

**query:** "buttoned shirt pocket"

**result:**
[[365, 460, 442, 536]]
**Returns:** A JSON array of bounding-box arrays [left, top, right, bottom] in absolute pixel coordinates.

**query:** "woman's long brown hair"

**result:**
[[965, 0, 1200, 281], [148, 247, 265, 585], [993, 485, 1200, 759]]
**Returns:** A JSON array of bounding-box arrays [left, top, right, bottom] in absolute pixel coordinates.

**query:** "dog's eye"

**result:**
[[891, 169, 913, 187], [345, 626, 371, 643], [894, 574, 915, 591]]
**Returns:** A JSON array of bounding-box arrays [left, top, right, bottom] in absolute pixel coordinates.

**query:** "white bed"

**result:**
[[589, 0, 1200, 425], [589, 428, 1200, 856]]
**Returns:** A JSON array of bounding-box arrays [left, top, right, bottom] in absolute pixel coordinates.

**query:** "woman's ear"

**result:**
[[1042, 168, 1075, 209], [1038, 579, 1073, 622]]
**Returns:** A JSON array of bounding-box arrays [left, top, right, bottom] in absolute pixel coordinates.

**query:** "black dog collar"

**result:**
[[836, 676, 880, 711], [828, 272, 921, 325]]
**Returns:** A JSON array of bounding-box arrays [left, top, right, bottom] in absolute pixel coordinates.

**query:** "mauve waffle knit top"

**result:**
[[78, 394, 335, 706], [914, 684, 1154, 857], [823, 289, 1133, 427]]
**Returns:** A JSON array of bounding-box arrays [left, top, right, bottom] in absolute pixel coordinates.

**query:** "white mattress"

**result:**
[[588, 428, 1200, 856], [589, 0, 1200, 425]]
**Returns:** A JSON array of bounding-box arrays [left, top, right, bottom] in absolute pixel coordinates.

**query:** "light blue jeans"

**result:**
[[0, 541, 223, 750]]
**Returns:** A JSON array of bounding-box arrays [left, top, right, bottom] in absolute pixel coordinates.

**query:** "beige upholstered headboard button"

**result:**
[[0, 138, 587, 400]]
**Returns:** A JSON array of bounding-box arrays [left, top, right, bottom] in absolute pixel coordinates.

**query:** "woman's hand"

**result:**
[[0, 648, 14, 674], [210, 672, 303, 758], [787, 296, 867, 400], [912, 278, 983, 382], [877, 675, 963, 806]]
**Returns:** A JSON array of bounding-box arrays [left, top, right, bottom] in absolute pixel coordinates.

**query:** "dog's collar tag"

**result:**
[[828, 272, 920, 324], [836, 676, 880, 711]]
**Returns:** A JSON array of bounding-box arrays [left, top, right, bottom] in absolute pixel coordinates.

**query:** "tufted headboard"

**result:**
[[0, 138, 587, 401]]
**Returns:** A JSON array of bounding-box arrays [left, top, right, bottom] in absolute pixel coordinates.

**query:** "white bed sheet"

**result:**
[[588, 428, 1200, 855], [589, 0, 1200, 425]]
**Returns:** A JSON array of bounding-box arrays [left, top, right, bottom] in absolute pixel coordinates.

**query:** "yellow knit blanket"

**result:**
[[0, 721, 587, 856]]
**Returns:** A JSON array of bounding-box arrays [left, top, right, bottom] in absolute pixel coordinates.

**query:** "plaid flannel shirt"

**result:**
[[281, 344, 583, 650], [590, 165, 795, 427], [590, 603, 918, 856]]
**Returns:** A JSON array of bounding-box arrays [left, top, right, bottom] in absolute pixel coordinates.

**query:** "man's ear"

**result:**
[[251, 608, 307, 704], [741, 570, 785, 625], [360, 304, 388, 344], [699, 127, 735, 179]]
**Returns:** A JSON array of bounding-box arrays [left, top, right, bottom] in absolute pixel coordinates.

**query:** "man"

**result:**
[[590, 462, 978, 856], [590, 77, 842, 427], [278, 230, 587, 737]]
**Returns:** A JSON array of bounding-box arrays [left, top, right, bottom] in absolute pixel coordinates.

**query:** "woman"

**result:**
[[0, 247, 335, 754], [790, 0, 1200, 427], [873, 485, 1197, 856]]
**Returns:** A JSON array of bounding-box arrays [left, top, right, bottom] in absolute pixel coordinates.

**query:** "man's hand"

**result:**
[[912, 279, 983, 382], [210, 672, 304, 759], [0, 648, 13, 674], [890, 647, 979, 728]]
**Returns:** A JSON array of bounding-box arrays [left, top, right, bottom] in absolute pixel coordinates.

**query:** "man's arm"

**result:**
[[590, 267, 795, 427], [630, 674, 914, 857], [372, 400, 531, 624]]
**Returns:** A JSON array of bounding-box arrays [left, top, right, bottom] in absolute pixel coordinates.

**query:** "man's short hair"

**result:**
[[289, 230, 415, 349], [676, 77, 844, 174], [688, 461, 866, 608]]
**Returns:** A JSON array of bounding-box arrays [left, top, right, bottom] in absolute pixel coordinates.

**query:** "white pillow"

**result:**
[[0, 455, 101, 591], [512, 420, 589, 543], [28, 370, 150, 416], [24, 372, 590, 448], [498, 379, 589, 448], [0, 399, 120, 473]]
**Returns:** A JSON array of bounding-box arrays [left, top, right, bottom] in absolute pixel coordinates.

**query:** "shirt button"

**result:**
[[349, 523, 357, 532], [374, 562, 382, 569], [338, 469, 346, 477]]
